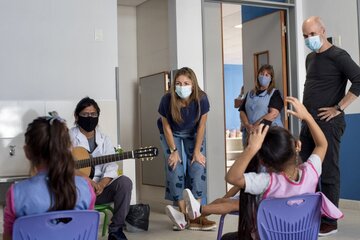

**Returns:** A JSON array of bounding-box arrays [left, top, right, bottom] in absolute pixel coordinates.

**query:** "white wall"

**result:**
[[137, 0, 169, 78], [0, 0, 118, 100], [136, 0, 170, 211], [117, 5, 138, 204], [242, 11, 283, 96], [222, 4, 243, 65], [0, 0, 124, 203], [0, 0, 120, 175], [300, 0, 360, 114], [169, 0, 204, 88], [203, 1, 227, 202]]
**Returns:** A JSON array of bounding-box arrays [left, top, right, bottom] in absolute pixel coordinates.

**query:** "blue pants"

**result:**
[[160, 131, 207, 201]]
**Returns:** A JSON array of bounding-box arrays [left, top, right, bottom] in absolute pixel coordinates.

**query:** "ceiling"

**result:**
[[222, 4, 243, 65]]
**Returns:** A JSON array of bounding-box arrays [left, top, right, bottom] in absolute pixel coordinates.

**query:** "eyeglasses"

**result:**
[[79, 112, 99, 118]]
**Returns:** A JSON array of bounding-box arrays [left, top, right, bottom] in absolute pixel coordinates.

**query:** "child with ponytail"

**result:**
[[3, 113, 95, 240]]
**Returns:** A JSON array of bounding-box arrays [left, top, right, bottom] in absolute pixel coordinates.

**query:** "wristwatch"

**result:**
[[170, 147, 178, 154], [334, 104, 344, 113]]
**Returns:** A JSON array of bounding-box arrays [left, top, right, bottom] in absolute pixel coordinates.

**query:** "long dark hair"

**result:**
[[237, 127, 298, 239], [170, 67, 206, 124], [238, 155, 260, 240], [257, 127, 297, 172], [25, 117, 76, 211]]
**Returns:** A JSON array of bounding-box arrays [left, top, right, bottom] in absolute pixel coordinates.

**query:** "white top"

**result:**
[[70, 126, 118, 183], [244, 154, 322, 195]]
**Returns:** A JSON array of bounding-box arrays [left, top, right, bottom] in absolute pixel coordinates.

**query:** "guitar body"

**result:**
[[72, 147, 92, 176]]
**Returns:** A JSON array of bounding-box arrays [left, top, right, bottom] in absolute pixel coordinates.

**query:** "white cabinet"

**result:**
[[226, 137, 243, 191]]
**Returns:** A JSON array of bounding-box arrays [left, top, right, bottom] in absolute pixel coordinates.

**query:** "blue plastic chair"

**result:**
[[12, 210, 99, 240], [257, 193, 321, 240]]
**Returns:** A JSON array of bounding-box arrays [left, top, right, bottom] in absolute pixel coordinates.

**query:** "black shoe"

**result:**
[[319, 222, 338, 237], [108, 229, 128, 240]]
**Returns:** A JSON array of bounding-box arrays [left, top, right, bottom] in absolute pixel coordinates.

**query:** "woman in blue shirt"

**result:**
[[158, 67, 215, 231], [239, 64, 284, 146]]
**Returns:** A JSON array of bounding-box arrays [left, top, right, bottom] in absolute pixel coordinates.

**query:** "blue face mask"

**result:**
[[305, 35, 323, 52], [175, 85, 192, 99], [258, 75, 271, 87]]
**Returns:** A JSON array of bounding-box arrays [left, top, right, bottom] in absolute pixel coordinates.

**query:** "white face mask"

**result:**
[[175, 85, 192, 99]]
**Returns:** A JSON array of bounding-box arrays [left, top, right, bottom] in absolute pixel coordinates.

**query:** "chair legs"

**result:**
[[217, 214, 226, 240], [217, 211, 239, 240], [95, 204, 114, 237]]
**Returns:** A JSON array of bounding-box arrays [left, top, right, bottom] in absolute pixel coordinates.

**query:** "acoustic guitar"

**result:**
[[73, 146, 158, 176]]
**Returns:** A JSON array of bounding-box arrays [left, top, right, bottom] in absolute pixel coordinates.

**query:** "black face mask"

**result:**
[[77, 116, 99, 132]]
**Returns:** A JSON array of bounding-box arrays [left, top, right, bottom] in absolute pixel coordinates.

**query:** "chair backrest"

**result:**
[[13, 210, 99, 240], [257, 194, 321, 240]]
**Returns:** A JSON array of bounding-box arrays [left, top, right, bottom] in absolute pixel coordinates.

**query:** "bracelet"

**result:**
[[170, 147, 178, 153]]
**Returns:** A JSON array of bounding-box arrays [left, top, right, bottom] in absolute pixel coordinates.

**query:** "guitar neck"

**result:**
[[75, 151, 134, 169]]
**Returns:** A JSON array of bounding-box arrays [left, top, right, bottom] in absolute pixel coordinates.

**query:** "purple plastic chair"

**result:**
[[257, 194, 321, 240], [216, 211, 239, 240], [12, 210, 99, 240]]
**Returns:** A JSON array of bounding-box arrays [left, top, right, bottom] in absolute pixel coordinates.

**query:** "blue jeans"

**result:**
[[160, 130, 207, 201]]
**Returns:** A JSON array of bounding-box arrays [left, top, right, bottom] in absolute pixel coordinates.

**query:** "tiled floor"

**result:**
[[1, 206, 359, 239], [100, 207, 360, 240]]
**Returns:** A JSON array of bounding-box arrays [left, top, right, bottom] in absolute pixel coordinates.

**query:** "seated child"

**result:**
[[186, 97, 342, 237], [3, 114, 95, 240]]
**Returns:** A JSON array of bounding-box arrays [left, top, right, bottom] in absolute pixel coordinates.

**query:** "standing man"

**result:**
[[301, 16, 360, 236]]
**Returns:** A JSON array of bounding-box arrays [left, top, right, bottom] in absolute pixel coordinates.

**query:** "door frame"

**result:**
[[206, 0, 298, 133]]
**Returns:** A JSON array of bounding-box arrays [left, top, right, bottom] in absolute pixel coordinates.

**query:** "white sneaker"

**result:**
[[172, 224, 184, 231], [165, 205, 187, 230], [183, 188, 201, 220]]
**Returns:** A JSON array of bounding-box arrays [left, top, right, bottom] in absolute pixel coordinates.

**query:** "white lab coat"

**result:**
[[70, 126, 118, 183]]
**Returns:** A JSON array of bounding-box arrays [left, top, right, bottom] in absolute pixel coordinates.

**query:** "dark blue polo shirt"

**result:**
[[157, 93, 210, 134]]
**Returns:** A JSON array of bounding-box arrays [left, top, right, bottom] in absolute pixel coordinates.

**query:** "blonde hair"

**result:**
[[170, 67, 205, 124]]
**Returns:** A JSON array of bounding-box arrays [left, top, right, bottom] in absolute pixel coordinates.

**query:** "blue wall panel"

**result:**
[[224, 64, 243, 130], [242, 0, 285, 23], [339, 113, 360, 200]]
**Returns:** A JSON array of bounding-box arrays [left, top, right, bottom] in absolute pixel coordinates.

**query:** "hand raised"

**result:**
[[247, 123, 269, 152], [285, 96, 311, 121]]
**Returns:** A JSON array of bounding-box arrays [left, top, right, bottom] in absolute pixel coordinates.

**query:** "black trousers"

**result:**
[[96, 175, 133, 232], [300, 114, 346, 223]]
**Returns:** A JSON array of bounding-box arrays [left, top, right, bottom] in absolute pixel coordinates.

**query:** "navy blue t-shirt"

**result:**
[[157, 92, 210, 134]]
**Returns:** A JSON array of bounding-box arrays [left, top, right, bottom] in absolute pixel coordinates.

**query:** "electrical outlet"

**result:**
[[336, 35, 342, 47], [94, 29, 103, 41], [328, 36, 341, 47]]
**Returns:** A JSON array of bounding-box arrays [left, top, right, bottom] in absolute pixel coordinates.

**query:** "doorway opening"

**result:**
[[222, 2, 290, 190]]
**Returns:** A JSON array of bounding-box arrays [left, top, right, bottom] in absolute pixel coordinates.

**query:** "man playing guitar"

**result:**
[[70, 97, 132, 240]]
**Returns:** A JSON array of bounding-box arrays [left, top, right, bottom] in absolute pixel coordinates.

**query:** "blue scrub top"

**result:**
[[157, 93, 210, 134]]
